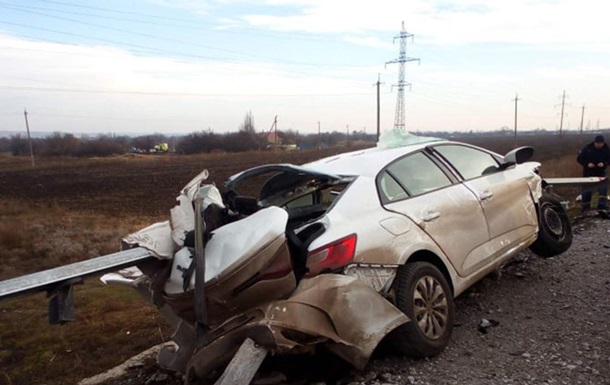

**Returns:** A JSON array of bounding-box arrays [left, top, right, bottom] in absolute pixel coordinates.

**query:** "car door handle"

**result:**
[[422, 210, 440, 222], [479, 190, 494, 200]]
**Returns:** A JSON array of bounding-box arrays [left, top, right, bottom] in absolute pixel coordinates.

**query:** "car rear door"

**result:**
[[431, 144, 538, 257], [378, 151, 491, 277]]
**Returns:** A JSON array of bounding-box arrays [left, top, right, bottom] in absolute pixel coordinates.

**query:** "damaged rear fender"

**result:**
[[276, 274, 409, 369], [187, 274, 409, 378]]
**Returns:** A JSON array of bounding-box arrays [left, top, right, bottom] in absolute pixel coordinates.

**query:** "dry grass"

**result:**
[[0, 200, 156, 280], [0, 200, 171, 385]]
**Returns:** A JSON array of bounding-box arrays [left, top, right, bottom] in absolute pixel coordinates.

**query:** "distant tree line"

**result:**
[[3, 133, 128, 157], [1, 108, 605, 158], [0, 129, 377, 157], [0, 112, 377, 157]]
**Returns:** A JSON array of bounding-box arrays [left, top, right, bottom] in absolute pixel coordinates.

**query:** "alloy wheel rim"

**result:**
[[543, 205, 564, 236], [413, 275, 448, 340]]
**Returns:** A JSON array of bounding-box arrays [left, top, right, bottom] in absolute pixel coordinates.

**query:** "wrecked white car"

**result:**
[[0, 137, 573, 383]]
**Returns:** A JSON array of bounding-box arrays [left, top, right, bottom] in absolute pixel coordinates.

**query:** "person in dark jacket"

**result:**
[[577, 134, 610, 212]]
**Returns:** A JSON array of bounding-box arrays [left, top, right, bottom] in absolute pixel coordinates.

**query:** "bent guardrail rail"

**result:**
[[544, 176, 607, 188], [0, 247, 155, 323]]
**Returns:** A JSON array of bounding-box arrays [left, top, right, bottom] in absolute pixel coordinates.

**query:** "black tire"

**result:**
[[391, 261, 454, 358], [529, 193, 573, 258]]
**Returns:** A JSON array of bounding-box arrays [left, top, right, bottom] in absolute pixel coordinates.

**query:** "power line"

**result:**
[[0, 19, 230, 61], [1, 38, 376, 87], [0, 4, 357, 68], [0, 22, 377, 83], [0, 1, 354, 44], [0, 85, 375, 98], [5, 112, 209, 121], [0, 4, 249, 56], [27, 0, 205, 24], [0, 2, 184, 28]]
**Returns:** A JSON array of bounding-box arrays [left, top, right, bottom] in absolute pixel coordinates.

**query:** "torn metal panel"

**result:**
[[124, 177, 222, 255], [122, 221, 174, 259], [181, 169, 210, 194], [187, 274, 408, 378], [164, 206, 289, 294], [276, 274, 408, 369], [158, 320, 196, 374], [344, 264, 398, 293], [164, 234, 296, 326], [205, 207, 288, 283], [170, 184, 225, 248]]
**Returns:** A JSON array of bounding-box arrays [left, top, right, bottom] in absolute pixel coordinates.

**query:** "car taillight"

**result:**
[[305, 234, 357, 277]]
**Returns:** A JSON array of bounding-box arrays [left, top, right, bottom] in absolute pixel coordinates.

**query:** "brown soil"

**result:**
[[0, 149, 345, 218]]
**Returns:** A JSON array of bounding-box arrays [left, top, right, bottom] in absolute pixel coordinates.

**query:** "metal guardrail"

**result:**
[[0, 247, 154, 301], [0, 247, 155, 323], [544, 177, 607, 188]]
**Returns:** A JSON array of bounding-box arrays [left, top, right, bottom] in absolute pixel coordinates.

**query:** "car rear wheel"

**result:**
[[391, 261, 454, 358], [529, 193, 572, 258]]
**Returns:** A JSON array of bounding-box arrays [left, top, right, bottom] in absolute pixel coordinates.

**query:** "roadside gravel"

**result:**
[[89, 216, 610, 385], [345, 215, 610, 385]]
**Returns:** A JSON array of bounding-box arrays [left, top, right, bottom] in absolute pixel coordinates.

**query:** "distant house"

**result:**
[[265, 132, 283, 145]]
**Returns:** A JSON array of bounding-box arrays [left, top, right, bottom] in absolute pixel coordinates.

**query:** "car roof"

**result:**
[[304, 138, 448, 177]]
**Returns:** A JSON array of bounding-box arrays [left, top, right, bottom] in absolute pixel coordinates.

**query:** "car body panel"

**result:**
[[385, 181, 490, 278], [462, 166, 538, 245], [185, 274, 408, 378]]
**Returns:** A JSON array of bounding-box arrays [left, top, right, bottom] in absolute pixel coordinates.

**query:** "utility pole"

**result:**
[[23, 108, 35, 167], [268, 115, 278, 146], [556, 90, 567, 135], [580, 104, 586, 134], [317, 121, 321, 150], [346, 124, 350, 147], [386, 21, 420, 130], [513, 93, 520, 148], [274, 115, 278, 146], [374, 74, 383, 142]]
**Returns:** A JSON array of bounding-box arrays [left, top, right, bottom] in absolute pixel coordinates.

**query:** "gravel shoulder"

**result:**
[[350, 216, 610, 385], [87, 216, 610, 385]]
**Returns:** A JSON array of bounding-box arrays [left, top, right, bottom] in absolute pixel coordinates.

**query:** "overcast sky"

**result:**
[[0, 0, 608, 136]]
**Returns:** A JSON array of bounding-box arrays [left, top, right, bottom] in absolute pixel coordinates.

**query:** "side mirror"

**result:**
[[503, 146, 534, 165]]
